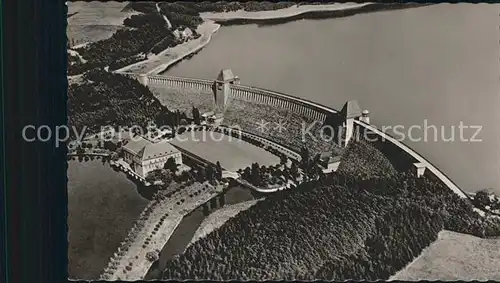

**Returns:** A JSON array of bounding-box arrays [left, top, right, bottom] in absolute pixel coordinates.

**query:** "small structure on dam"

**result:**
[[360, 109, 370, 124], [212, 68, 240, 113], [340, 100, 362, 147]]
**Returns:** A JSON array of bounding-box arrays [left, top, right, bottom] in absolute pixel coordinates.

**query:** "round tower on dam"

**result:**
[[360, 109, 370, 124]]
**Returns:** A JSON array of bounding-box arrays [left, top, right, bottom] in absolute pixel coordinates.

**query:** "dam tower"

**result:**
[[138, 74, 148, 87], [341, 100, 362, 147], [212, 69, 240, 112]]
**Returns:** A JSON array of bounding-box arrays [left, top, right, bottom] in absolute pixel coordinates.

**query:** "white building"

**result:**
[[122, 136, 182, 178], [181, 27, 193, 39], [173, 27, 194, 41]]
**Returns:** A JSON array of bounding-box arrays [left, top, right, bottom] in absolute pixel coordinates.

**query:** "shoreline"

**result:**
[[150, 22, 221, 75], [117, 3, 426, 76], [207, 3, 431, 26], [115, 21, 221, 75], [201, 2, 370, 22]]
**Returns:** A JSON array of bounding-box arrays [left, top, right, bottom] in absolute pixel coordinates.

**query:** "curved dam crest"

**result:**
[[125, 72, 469, 200]]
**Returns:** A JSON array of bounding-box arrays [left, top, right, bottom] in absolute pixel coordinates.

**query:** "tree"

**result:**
[[273, 169, 283, 178], [76, 145, 85, 156], [313, 153, 321, 166], [205, 165, 215, 181], [161, 169, 173, 185], [280, 154, 288, 165], [251, 163, 261, 186], [192, 106, 201, 125], [103, 140, 117, 151], [216, 161, 223, 180], [243, 167, 251, 180], [474, 189, 491, 208], [290, 161, 299, 178], [196, 168, 206, 182], [110, 152, 119, 162], [164, 157, 179, 173], [300, 147, 309, 168]]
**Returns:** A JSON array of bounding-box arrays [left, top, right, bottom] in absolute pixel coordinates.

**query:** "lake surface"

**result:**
[[166, 4, 500, 194], [67, 160, 149, 280]]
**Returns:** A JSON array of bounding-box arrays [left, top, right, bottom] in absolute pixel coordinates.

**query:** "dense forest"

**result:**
[[160, 141, 500, 280], [68, 70, 187, 137], [337, 140, 397, 179]]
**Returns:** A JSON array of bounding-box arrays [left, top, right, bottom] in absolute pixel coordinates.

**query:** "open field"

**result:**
[[150, 85, 215, 115], [170, 131, 280, 172], [67, 1, 139, 45], [391, 230, 500, 281]]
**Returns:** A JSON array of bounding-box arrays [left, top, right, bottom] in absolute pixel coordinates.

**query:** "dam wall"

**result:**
[[124, 71, 469, 199], [228, 84, 330, 122], [146, 74, 213, 93], [126, 72, 331, 122], [354, 120, 468, 199]]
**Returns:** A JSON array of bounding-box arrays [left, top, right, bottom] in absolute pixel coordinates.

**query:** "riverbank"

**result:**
[[103, 181, 226, 280], [186, 199, 261, 250]]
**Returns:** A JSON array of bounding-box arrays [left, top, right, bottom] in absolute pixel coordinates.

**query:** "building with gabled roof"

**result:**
[[122, 136, 151, 159], [122, 136, 182, 178]]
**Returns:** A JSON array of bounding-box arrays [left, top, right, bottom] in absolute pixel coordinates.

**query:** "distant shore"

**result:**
[[200, 2, 370, 21], [119, 3, 427, 76], [204, 3, 431, 26]]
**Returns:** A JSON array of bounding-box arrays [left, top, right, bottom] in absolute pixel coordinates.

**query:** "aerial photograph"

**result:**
[[66, 1, 500, 281]]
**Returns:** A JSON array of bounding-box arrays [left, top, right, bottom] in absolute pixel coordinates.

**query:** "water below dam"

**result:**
[[67, 159, 149, 280], [165, 4, 500, 194]]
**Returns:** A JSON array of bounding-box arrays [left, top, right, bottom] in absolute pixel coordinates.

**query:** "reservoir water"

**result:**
[[165, 4, 500, 194], [68, 159, 149, 279]]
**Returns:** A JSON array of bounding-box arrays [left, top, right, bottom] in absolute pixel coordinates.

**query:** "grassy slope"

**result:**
[[391, 230, 500, 281]]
